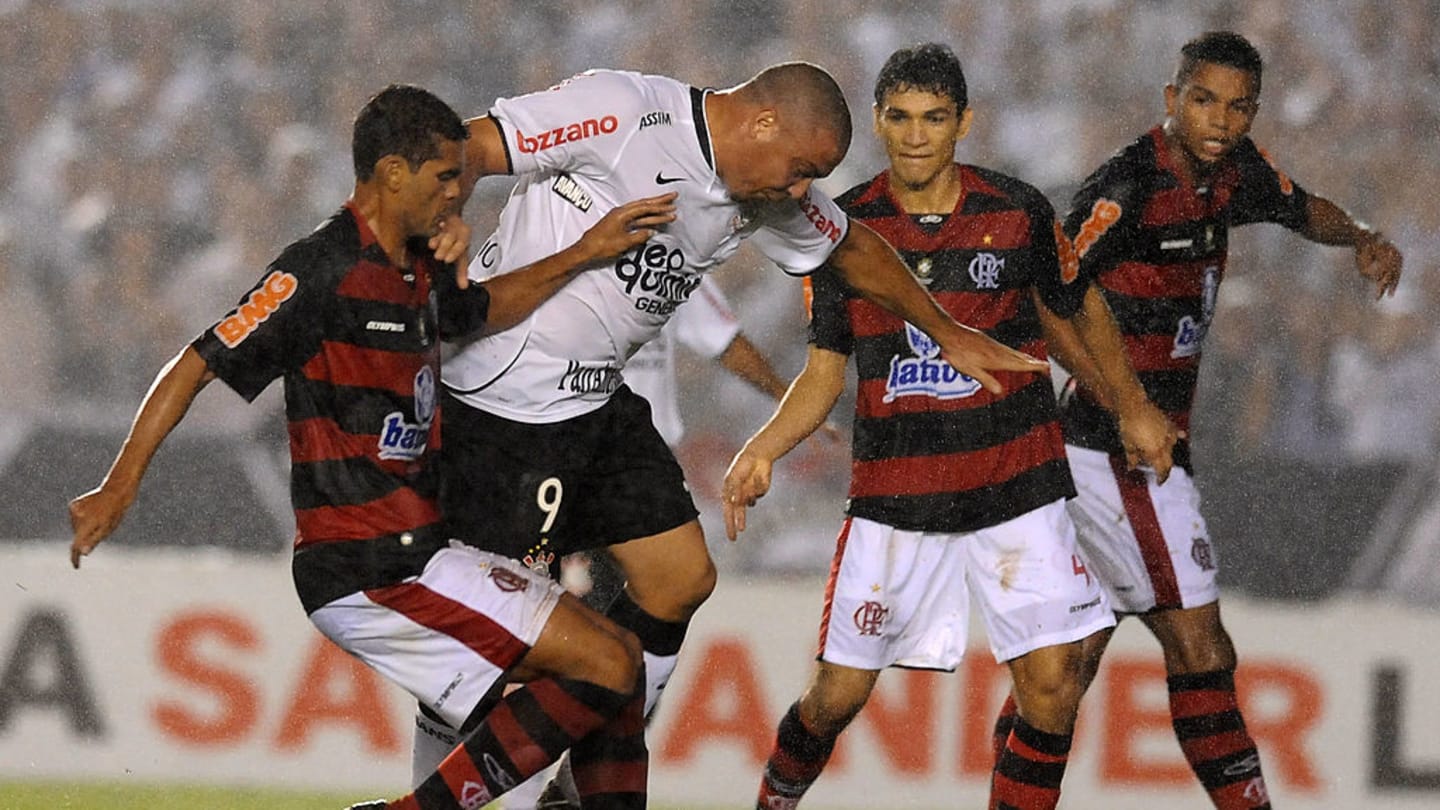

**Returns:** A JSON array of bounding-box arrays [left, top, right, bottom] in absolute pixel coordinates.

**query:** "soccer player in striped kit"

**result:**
[[993, 31, 1404, 810], [721, 44, 1176, 810], [67, 84, 684, 810]]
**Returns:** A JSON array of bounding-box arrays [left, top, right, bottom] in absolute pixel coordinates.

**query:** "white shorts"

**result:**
[[817, 502, 1115, 668], [1065, 445, 1221, 613], [308, 542, 564, 730]]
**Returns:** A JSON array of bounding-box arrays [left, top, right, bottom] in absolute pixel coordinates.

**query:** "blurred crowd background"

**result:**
[[2, 0, 1437, 603]]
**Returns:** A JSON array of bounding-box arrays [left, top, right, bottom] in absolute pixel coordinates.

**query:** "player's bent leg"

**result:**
[[757, 662, 879, 810], [1143, 603, 1270, 809], [1006, 640, 1086, 734], [608, 519, 716, 715], [991, 640, 1090, 810]]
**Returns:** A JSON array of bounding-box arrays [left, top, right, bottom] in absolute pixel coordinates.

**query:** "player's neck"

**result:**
[[350, 187, 412, 269], [888, 163, 963, 216]]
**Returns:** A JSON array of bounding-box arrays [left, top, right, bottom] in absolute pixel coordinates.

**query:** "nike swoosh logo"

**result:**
[[655, 171, 685, 185]]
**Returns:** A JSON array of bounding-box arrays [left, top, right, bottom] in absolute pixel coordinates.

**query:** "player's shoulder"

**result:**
[[1073, 129, 1157, 209], [559, 69, 675, 111], [965, 164, 1056, 218], [270, 208, 362, 286], [834, 172, 893, 216]]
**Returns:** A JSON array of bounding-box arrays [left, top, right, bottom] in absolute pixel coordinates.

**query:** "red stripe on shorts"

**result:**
[[816, 517, 854, 657], [364, 581, 529, 670], [1108, 456, 1182, 609]]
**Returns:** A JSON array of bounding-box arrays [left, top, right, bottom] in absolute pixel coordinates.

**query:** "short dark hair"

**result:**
[[352, 84, 467, 181], [874, 43, 968, 113], [747, 62, 853, 156], [1176, 31, 1263, 95]]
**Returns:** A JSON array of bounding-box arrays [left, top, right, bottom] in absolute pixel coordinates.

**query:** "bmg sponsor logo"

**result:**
[[215, 270, 298, 348], [377, 366, 436, 461]]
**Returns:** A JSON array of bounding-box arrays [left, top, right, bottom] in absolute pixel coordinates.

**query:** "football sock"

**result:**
[[411, 708, 460, 789], [397, 676, 639, 810], [755, 703, 838, 809], [570, 665, 648, 809], [992, 693, 1020, 767], [991, 717, 1071, 810], [606, 589, 688, 717], [1169, 669, 1272, 809]]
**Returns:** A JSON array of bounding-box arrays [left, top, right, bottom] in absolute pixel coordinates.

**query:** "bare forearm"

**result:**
[[1067, 287, 1148, 412], [740, 348, 844, 463], [102, 346, 213, 499], [479, 241, 597, 334], [1302, 194, 1378, 246], [719, 335, 791, 401], [830, 222, 954, 338]]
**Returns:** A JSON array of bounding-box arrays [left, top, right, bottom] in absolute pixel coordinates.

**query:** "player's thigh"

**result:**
[[816, 517, 972, 672], [967, 499, 1115, 664], [607, 519, 714, 619], [1065, 446, 1220, 613], [513, 591, 642, 693], [309, 544, 564, 730], [1139, 601, 1237, 674]]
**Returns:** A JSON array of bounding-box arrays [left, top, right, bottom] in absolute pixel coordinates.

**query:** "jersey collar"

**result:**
[[690, 86, 715, 171]]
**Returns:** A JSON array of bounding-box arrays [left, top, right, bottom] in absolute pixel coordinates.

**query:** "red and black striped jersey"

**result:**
[[1061, 127, 1309, 470], [192, 204, 490, 612], [810, 165, 1082, 533]]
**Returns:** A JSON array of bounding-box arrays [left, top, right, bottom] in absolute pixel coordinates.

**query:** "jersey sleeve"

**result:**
[[432, 259, 492, 340], [1063, 155, 1142, 286], [1227, 139, 1310, 230], [488, 70, 643, 178], [805, 264, 855, 355], [751, 187, 851, 276], [1019, 187, 1087, 319], [672, 275, 741, 359], [191, 244, 326, 402]]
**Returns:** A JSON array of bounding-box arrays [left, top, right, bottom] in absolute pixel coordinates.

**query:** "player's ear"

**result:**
[[957, 107, 975, 141], [751, 108, 779, 143], [1163, 83, 1180, 118], [377, 154, 408, 192], [872, 103, 884, 137]]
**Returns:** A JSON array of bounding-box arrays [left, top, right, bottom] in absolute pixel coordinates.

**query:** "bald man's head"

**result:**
[[739, 62, 853, 157]]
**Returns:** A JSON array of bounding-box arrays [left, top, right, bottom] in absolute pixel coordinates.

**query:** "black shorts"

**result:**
[[439, 386, 698, 577]]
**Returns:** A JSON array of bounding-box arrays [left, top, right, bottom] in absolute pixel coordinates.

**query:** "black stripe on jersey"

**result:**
[[895, 248, 1033, 293], [1103, 293, 1198, 336], [330, 297, 436, 353], [690, 87, 713, 170], [849, 460, 1073, 533], [1063, 393, 1194, 471], [1131, 221, 1230, 264], [848, 309, 1041, 378], [1135, 369, 1200, 414], [286, 376, 419, 432], [852, 377, 1058, 461], [290, 458, 436, 511], [484, 114, 514, 175]]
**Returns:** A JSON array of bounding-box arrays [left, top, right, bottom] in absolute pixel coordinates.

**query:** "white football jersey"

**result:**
[[624, 275, 740, 447], [443, 69, 848, 422]]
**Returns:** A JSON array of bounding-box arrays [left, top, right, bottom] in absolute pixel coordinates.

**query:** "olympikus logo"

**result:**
[[514, 115, 618, 154], [215, 271, 298, 348]]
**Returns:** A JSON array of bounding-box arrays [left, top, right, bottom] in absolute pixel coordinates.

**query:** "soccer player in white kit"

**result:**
[[423, 62, 1051, 788]]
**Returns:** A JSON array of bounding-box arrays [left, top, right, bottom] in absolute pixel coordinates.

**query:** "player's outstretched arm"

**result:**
[[69, 346, 216, 569], [721, 346, 846, 541], [478, 193, 678, 335], [828, 221, 1048, 395], [1301, 195, 1403, 300], [1038, 286, 1179, 483]]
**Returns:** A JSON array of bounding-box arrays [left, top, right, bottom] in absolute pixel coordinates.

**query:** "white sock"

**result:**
[[644, 649, 679, 719], [411, 710, 459, 789]]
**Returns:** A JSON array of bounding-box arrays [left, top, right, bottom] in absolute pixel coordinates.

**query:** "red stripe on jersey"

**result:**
[[1123, 334, 1200, 373], [363, 579, 529, 670], [295, 486, 441, 546], [1099, 260, 1208, 299], [336, 259, 432, 305], [301, 341, 433, 398], [848, 289, 1024, 338], [1109, 455, 1181, 608], [286, 416, 372, 464], [850, 422, 1064, 498], [816, 517, 854, 658]]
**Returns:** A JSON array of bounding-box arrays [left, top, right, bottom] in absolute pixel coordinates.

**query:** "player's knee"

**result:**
[[583, 624, 645, 694]]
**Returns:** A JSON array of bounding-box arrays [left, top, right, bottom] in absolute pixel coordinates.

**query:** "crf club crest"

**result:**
[[489, 566, 530, 593], [853, 600, 889, 636]]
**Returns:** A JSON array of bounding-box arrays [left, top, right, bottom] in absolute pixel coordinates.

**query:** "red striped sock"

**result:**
[[991, 717, 1071, 810], [755, 703, 837, 809], [1169, 669, 1272, 809], [992, 693, 1020, 767], [570, 667, 648, 809]]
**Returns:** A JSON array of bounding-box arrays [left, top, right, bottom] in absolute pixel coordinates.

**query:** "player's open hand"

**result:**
[[936, 323, 1049, 396], [429, 214, 473, 279], [721, 450, 774, 542], [577, 193, 679, 262], [1356, 234, 1403, 300], [68, 486, 132, 569], [1116, 399, 1181, 484]]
